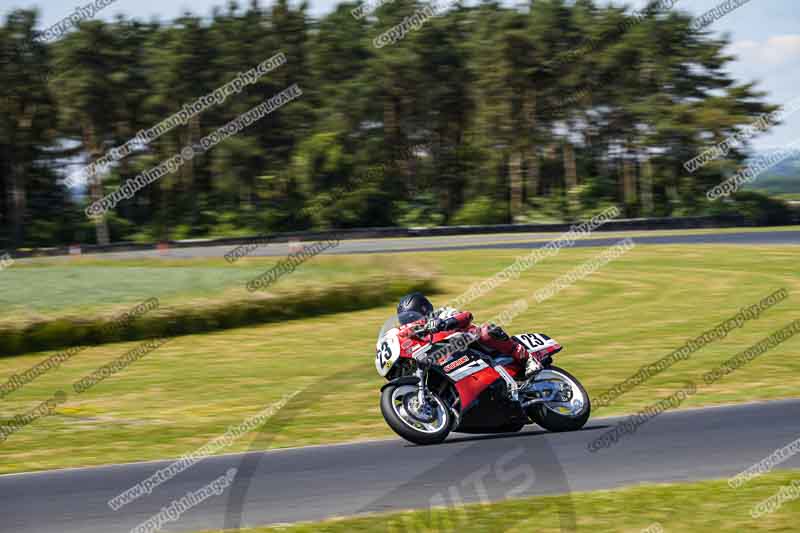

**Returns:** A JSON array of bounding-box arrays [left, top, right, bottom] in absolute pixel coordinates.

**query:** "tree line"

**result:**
[[0, 0, 784, 247]]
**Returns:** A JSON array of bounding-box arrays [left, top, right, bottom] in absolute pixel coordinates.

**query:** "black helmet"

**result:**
[[397, 292, 434, 325]]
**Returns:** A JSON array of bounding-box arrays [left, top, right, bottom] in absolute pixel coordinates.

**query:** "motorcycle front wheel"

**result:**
[[380, 384, 452, 445], [527, 366, 591, 432]]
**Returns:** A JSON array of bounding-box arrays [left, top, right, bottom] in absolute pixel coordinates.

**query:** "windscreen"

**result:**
[[376, 310, 425, 345]]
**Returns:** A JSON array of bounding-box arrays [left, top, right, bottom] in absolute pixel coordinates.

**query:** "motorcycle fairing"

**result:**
[[454, 367, 527, 432], [446, 358, 489, 381], [452, 362, 501, 410], [375, 328, 401, 376]]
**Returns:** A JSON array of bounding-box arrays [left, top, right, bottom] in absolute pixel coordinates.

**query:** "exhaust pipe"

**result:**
[[521, 397, 548, 408]]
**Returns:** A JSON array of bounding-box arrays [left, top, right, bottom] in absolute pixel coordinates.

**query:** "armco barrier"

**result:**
[[10, 215, 746, 258]]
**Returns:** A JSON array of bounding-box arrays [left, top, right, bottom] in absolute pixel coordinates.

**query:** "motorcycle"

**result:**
[[375, 310, 590, 445]]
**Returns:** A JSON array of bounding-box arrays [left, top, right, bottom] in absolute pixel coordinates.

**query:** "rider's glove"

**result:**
[[436, 306, 458, 319], [422, 317, 458, 334], [425, 318, 441, 333], [437, 317, 459, 331]]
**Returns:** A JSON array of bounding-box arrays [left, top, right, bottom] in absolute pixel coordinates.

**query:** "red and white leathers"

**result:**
[[398, 307, 541, 369]]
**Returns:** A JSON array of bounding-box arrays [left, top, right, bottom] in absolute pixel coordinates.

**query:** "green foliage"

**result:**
[[518, 193, 568, 224], [0, 276, 438, 356], [0, 2, 780, 248], [451, 197, 506, 225], [396, 192, 446, 227], [710, 191, 797, 226]]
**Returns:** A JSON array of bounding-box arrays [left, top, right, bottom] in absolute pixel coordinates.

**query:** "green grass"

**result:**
[[0, 255, 415, 319], [774, 193, 800, 201], [0, 244, 798, 473], [0, 255, 436, 355], [201, 469, 800, 532]]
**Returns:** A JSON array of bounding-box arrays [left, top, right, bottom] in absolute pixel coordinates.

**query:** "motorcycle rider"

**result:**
[[396, 292, 545, 378]]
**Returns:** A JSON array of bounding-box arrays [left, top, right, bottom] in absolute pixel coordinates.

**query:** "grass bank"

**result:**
[[0, 244, 797, 473]]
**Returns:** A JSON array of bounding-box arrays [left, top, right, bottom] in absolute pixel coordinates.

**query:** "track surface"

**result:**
[[34, 229, 800, 260], [2, 399, 799, 533]]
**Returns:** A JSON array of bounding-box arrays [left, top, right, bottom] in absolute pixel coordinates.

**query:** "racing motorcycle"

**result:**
[[375, 311, 590, 445]]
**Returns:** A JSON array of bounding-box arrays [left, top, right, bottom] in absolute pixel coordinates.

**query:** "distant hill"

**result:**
[[743, 151, 800, 194]]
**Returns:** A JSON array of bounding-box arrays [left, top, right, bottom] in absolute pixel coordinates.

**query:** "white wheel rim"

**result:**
[[390, 385, 448, 434], [533, 369, 588, 418]]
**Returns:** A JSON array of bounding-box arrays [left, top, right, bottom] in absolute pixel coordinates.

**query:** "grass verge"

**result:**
[[0, 244, 797, 473], [199, 469, 800, 532]]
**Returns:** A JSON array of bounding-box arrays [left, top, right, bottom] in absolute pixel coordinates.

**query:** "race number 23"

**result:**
[[517, 333, 545, 350], [376, 342, 393, 367]]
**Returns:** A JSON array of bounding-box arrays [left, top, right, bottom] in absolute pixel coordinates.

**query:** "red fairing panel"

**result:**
[[501, 362, 522, 379], [455, 366, 501, 410]]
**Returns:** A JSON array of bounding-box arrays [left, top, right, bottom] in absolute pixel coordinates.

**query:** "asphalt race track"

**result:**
[[3, 399, 799, 533], [29, 229, 800, 261]]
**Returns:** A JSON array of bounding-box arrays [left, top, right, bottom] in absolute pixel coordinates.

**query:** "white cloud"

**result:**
[[766, 35, 800, 62], [729, 34, 800, 66]]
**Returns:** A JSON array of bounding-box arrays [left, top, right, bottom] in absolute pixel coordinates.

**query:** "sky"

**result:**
[[2, 0, 799, 150]]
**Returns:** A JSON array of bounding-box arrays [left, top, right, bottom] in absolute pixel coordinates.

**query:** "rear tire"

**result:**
[[528, 366, 591, 432], [380, 384, 452, 445]]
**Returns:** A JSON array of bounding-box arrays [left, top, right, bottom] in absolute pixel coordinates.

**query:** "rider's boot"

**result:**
[[525, 353, 544, 378], [477, 324, 543, 388]]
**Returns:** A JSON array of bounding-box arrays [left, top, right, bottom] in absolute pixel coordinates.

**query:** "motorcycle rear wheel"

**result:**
[[527, 366, 591, 432], [380, 384, 452, 445]]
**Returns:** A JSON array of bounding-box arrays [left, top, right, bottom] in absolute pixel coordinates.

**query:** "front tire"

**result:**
[[380, 384, 452, 445], [527, 366, 591, 432]]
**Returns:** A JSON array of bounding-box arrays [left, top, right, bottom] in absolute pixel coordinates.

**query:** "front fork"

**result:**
[[415, 366, 461, 429], [415, 367, 428, 407]]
